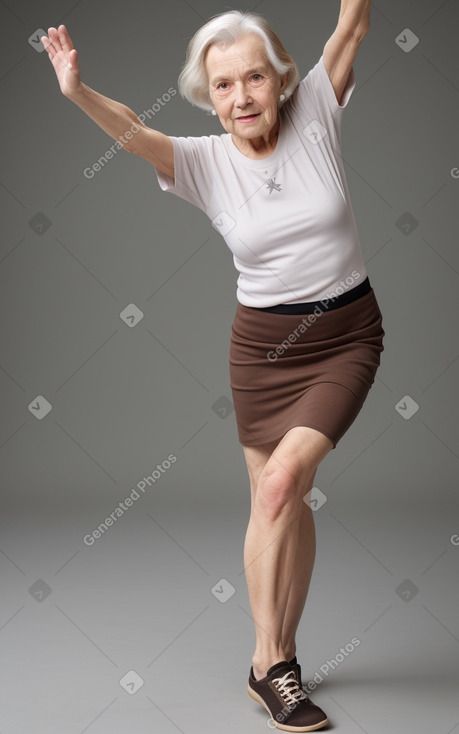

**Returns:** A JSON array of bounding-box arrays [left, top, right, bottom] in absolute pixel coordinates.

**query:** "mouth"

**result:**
[[236, 113, 261, 122]]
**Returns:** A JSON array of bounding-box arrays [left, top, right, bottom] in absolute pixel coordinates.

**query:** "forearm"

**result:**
[[338, 0, 371, 35], [66, 83, 145, 151]]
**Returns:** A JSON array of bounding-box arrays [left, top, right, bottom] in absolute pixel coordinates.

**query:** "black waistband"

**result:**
[[256, 277, 372, 314]]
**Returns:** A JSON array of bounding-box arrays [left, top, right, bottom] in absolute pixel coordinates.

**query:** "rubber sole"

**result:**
[[248, 685, 328, 732]]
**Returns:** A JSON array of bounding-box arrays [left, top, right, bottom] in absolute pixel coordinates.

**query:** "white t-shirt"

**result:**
[[155, 54, 368, 308]]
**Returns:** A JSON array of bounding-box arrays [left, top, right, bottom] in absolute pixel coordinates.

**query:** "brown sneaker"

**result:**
[[248, 660, 328, 732], [288, 656, 302, 687]]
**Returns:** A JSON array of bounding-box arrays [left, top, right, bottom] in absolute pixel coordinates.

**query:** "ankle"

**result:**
[[252, 649, 287, 679], [283, 643, 296, 661]]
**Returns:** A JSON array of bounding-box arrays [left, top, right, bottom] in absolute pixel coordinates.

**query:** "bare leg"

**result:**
[[243, 494, 301, 678], [242, 428, 332, 680], [281, 490, 316, 661], [243, 443, 317, 664]]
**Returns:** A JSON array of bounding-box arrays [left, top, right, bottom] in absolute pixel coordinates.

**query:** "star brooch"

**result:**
[[265, 176, 282, 195]]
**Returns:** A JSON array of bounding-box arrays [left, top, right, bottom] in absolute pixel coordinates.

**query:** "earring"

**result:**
[[211, 109, 217, 116], [279, 93, 286, 102]]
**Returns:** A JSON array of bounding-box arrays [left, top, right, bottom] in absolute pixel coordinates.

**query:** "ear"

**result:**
[[280, 72, 289, 93]]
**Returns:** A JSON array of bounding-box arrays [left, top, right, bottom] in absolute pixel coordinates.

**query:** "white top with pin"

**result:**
[[155, 55, 368, 308]]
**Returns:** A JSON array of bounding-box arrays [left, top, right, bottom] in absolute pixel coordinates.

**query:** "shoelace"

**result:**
[[272, 670, 309, 706]]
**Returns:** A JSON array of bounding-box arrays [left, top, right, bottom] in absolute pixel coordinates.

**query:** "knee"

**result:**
[[254, 465, 301, 521]]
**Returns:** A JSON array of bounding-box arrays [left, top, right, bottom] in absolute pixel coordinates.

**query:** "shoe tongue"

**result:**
[[266, 660, 292, 676]]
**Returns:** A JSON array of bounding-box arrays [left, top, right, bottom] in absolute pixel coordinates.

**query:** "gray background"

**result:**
[[1, 0, 458, 732]]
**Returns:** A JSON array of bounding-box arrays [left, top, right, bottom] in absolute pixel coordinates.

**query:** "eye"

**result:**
[[217, 82, 229, 90], [251, 74, 263, 82]]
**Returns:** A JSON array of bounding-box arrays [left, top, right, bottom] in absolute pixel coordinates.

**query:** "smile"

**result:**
[[236, 113, 261, 122]]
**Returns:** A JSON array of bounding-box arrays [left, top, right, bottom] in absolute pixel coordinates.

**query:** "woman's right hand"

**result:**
[[41, 25, 82, 97]]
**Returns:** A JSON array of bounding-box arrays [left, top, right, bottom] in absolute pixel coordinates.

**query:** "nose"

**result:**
[[234, 82, 253, 109]]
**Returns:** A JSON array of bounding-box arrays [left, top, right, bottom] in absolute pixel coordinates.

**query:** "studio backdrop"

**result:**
[[0, 1, 458, 733]]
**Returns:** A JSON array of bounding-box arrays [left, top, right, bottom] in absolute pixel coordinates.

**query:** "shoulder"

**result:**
[[169, 131, 228, 160], [288, 54, 355, 114]]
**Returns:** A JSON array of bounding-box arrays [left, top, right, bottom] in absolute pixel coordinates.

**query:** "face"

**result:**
[[205, 33, 287, 140]]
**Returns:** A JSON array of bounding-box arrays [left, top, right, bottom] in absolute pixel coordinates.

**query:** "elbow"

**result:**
[[116, 136, 135, 154], [357, 21, 370, 41], [122, 142, 136, 154], [118, 122, 146, 155], [342, 22, 370, 47], [339, 13, 370, 43]]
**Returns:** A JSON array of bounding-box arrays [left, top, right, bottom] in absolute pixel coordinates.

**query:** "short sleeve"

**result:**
[[155, 135, 213, 214], [289, 54, 356, 150]]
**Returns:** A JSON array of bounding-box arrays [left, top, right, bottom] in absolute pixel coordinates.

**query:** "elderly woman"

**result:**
[[43, 4, 383, 731]]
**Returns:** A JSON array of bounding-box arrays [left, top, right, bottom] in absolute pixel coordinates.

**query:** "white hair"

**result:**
[[177, 10, 300, 112]]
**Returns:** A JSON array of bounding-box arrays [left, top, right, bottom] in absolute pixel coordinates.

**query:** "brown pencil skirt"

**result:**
[[228, 287, 384, 448]]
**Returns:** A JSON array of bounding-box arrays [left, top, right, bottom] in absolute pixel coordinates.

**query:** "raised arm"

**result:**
[[323, 0, 371, 105], [41, 25, 174, 179]]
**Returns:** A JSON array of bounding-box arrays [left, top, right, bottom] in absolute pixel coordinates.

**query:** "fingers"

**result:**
[[58, 24, 74, 53], [40, 27, 57, 58], [46, 27, 59, 50], [41, 34, 54, 59], [41, 24, 74, 62], [43, 25, 70, 52]]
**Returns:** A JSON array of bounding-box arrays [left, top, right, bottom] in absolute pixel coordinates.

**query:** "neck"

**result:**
[[232, 116, 281, 159]]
